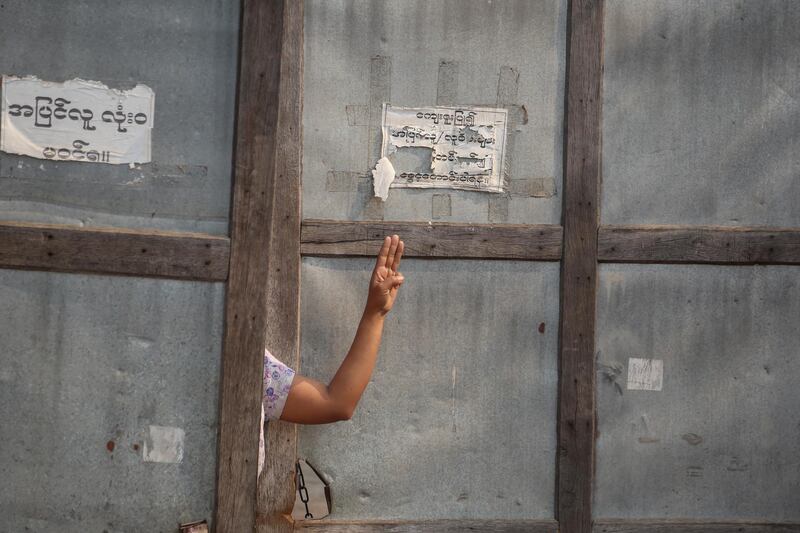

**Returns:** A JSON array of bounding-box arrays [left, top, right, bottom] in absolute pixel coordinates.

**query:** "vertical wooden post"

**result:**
[[557, 1, 604, 532], [256, 0, 304, 532], [215, 0, 286, 531]]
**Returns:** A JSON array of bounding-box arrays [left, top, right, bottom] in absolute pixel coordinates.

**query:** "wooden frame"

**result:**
[[255, 0, 304, 532], [0, 221, 229, 281], [295, 519, 560, 532], [556, 1, 604, 532], [214, 0, 287, 531], [599, 225, 800, 265], [301, 220, 563, 260]]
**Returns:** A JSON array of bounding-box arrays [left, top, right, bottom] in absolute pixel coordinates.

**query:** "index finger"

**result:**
[[375, 236, 391, 269]]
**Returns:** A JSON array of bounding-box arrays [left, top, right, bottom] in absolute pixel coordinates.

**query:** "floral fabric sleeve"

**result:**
[[262, 348, 296, 421], [258, 349, 295, 475]]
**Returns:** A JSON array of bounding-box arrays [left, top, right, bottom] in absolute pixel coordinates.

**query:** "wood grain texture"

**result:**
[[599, 225, 800, 265], [557, 1, 604, 533], [593, 520, 800, 533], [301, 220, 563, 260], [295, 519, 559, 532], [214, 0, 285, 531], [0, 221, 229, 281], [255, 1, 303, 533]]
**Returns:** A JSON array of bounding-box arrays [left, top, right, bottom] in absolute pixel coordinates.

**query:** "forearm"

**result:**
[[326, 309, 385, 419]]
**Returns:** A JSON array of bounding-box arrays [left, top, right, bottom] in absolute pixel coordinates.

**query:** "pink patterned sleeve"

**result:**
[[262, 348, 296, 421]]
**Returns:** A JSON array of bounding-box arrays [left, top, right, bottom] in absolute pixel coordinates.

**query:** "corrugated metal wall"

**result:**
[[0, 1, 238, 531]]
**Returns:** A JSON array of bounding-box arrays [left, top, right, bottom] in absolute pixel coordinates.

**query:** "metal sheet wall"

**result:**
[[0, 270, 225, 532], [302, 0, 567, 225], [598, 0, 800, 521], [595, 264, 800, 519], [0, 0, 239, 235], [602, 0, 800, 227], [0, 1, 237, 530], [298, 258, 560, 520]]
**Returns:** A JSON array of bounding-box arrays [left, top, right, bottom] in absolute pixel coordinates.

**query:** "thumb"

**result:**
[[390, 273, 405, 287]]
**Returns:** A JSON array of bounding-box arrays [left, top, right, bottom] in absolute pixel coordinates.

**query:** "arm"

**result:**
[[279, 235, 405, 424]]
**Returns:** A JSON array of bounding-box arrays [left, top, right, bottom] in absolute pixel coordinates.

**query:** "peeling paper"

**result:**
[[371, 156, 395, 201], [379, 104, 508, 193], [143, 425, 184, 463], [1, 75, 154, 164]]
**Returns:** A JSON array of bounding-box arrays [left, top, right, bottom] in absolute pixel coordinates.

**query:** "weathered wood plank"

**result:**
[[295, 519, 559, 533], [0, 221, 229, 281], [599, 225, 800, 265], [301, 220, 563, 260], [593, 520, 800, 533], [214, 0, 285, 531], [557, 1, 604, 532], [255, 1, 303, 533]]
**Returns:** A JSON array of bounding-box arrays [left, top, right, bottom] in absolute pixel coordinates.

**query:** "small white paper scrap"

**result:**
[[143, 425, 185, 463], [627, 358, 663, 391], [372, 156, 395, 201]]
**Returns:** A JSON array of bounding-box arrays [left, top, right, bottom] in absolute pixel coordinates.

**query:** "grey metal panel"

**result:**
[[0, 0, 239, 235], [602, 0, 800, 227], [0, 270, 224, 532], [297, 258, 559, 520], [595, 264, 800, 519], [302, 0, 567, 225]]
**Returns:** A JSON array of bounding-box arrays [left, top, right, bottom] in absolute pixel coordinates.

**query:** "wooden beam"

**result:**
[[599, 225, 800, 265], [557, 1, 604, 533], [593, 520, 800, 533], [301, 220, 563, 260], [214, 0, 285, 531], [255, 1, 303, 533], [295, 519, 559, 532], [0, 221, 229, 281]]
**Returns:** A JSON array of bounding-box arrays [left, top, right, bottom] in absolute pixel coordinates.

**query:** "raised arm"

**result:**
[[279, 235, 405, 424]]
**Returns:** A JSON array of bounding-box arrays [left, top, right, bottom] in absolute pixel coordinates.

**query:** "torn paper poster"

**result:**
[[143, 425, 184, 463], [1, 76, 154, 164], [626, 358, 664, 391], [378, 104, 508, 194], [372, 156, 395, 201]]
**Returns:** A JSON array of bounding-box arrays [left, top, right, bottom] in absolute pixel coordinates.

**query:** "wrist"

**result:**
[[362, 308, 387, 323]]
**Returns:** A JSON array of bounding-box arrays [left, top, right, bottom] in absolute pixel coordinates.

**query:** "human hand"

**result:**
[[365, 235, 405, 317]]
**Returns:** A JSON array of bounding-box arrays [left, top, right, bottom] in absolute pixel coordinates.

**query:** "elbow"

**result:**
[[333, 403, 356, 422]]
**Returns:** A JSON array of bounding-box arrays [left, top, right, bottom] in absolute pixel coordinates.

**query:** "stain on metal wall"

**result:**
[[595, 264, 800, 519], [602, 0, 800, 226], [0, 0, 239, 235], [0, 270, 224, 532], [303, 0, 567, 224], [298, 258, 559, 519]]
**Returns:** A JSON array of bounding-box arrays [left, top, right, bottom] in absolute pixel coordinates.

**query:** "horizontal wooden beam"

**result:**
[[0, 221, 229, 281], [301, 220, 563, 260], [594, 519, 800, 532], [599, 225, 800, 265], [295, 519, 559, 532]]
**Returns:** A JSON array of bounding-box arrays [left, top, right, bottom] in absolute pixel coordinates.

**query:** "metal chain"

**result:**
[[296, 461, 313, 519]]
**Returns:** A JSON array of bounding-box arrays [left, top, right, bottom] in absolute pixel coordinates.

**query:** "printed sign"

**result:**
[[379, 104, 508, 194], [1, 76, 154, 165]]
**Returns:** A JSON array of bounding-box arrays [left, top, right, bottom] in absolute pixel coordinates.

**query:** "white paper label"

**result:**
[[1, 76, 154, 165], [379, 104, 508, 194], [627, 358, 664, 391], [143, 425, 184, 463]]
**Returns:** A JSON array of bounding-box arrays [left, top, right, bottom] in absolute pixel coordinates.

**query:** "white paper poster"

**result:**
[[376, 104, 508, 197], [1, 76, 154, 165]]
